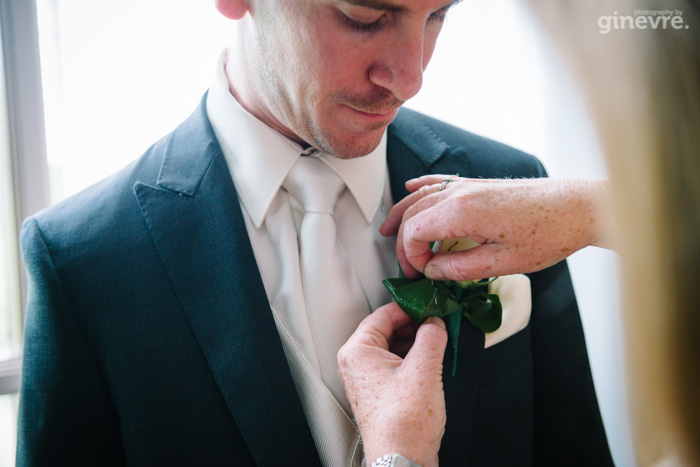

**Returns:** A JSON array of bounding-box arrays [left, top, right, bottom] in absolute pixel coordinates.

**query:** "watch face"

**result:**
[[371, 454, 422, 467], [391, 454, 423, 467], [372, 454, 393, 467]]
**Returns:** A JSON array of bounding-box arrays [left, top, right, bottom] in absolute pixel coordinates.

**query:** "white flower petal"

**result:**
[[484, 274, 532, 348]]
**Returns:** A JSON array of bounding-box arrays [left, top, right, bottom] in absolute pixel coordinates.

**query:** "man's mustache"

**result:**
[[336, 88, 405, 114]]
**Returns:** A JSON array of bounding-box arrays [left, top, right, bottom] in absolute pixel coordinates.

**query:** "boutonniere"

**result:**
[[382, 237, 503, 377]]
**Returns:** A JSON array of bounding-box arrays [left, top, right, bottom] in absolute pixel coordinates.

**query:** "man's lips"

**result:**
[[344, 104, 399, 121]]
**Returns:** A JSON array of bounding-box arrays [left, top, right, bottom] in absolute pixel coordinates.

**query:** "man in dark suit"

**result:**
[[17, 0, 613, 465]]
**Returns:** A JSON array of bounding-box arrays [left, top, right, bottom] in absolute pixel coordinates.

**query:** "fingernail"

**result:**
[[425, 265, 442, 280], [425, 316, 446, 330]]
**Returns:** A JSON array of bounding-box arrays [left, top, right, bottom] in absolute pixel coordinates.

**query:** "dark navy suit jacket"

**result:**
[[17, 98, 613, 466]]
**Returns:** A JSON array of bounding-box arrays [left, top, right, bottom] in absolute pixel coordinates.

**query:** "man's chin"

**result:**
[[317, 128, 387, 160]]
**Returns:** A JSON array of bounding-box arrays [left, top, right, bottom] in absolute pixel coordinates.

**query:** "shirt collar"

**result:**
[[317, 135, 386, 224], [206, 49, 387, 228]]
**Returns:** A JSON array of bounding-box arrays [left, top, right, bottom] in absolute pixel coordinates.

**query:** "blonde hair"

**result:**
[[527, 0, 700, 463]]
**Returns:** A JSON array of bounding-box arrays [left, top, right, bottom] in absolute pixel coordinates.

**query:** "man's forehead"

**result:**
[[338, 0, 461, 12]]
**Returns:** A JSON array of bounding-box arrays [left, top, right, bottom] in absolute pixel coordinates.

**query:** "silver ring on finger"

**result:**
[[440, 177, 455, 191]]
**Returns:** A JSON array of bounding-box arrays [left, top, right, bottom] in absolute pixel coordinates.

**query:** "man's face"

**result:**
[[239, 0, 457, 159]]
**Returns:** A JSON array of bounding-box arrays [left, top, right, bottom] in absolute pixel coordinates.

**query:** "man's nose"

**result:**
[[368, 27, 427, 102]]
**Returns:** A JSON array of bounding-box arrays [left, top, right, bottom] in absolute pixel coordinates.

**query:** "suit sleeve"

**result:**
[[16, 217, 125, 466]]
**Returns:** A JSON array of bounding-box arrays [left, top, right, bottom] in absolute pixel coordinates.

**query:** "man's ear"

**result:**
[[215, 0, 250, 20]]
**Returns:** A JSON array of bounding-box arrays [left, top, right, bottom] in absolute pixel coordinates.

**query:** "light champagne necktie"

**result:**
[[283, 154, 370, 413]]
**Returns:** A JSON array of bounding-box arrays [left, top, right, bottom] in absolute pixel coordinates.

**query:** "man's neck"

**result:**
[[223, 48, 308, 148]]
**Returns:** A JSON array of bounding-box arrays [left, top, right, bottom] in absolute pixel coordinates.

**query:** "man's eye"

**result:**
[[428, 7, 450, 24], [342, 14, 384, 32], [428, 12, 447, 23], [338, 8, 386, 33]]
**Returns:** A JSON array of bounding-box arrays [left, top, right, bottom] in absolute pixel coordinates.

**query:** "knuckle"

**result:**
[[444, 260, 469, 281], [403, 203, 420, 222], [417, 184, 434, 197], [401, 219, 415, 243], [402, 218, 418, 240], [337, 346, 352, 367]]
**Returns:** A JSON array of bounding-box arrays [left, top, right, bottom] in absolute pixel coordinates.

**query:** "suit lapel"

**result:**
[[133, 99, 320, 466], [387, 108, 485, 463], [387, 108, 475, 196]]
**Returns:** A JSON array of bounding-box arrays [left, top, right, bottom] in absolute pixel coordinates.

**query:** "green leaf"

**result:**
[[383, 277, 462, 322], [382, 278, 438, 322], [420, 288, 461, 321], [463, 293, 502, 333], [382, 275, 504, 377]]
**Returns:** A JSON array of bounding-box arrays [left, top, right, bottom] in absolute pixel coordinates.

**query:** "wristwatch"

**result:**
[[368, 454, 423, 467]]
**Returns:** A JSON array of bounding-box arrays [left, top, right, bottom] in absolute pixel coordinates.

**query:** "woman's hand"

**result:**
[[338, 303, 448, 467], [380, 176, 608, 281]]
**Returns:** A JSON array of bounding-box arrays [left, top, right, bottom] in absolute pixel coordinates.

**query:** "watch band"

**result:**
[[370, 453, 423, 467]]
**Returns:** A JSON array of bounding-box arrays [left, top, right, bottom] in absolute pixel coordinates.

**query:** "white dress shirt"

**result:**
[[206, 49, 397, 466]]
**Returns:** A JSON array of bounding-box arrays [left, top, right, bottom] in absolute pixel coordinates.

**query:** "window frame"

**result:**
[[0, 0, 50, 395]]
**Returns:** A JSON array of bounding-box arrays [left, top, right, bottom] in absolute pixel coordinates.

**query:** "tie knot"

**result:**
[[284, 155, 345, 214]]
